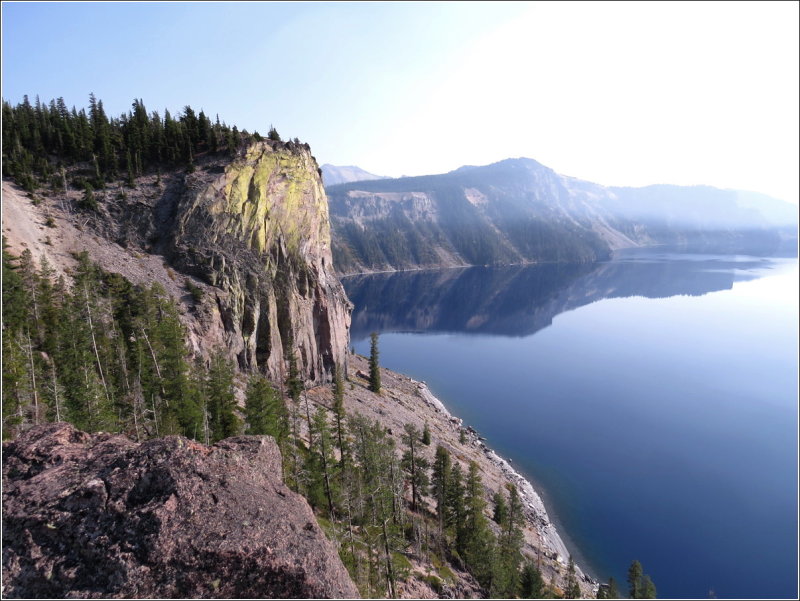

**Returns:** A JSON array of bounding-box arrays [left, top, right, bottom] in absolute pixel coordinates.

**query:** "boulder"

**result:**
[[2, 423, 358, 599]]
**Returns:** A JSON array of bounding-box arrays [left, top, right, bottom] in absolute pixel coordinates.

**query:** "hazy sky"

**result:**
[[3, 1, 798, 203]]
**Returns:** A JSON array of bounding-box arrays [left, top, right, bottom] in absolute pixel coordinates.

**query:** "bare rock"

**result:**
[[2, 423, 359, 599], [163, 142, 352, 384]]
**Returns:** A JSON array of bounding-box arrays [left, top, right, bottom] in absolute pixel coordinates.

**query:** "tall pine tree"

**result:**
[[368, 332, 381, 393]]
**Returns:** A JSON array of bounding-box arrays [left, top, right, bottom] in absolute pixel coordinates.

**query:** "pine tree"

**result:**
[[460, 461, 496, 589], [286, 346, 303, 403], [284, 335, 304, 492], [332, 363, 349, 468], [72, 254, 117, 432], [422, 421, 431, 445], [205, 351, 240, 442], [2, 243, 33, 435], [245, 373, 286, 441], [245, 373, 270, 435], [431, 445, 451, 532], [641, 574, 657, 599], [628, 560, 644, 599], [493, 489, 508, 524], [2, 239, 28, 333], [154, 292, 200, 438], [565, 555, 581, 599], [401, 423, 429, 512], [126, 150, 135, 187], [2, 329, 29, 437], [519, 560, 545, 598], [309, 405, 338, 516], [368, 332, 381, 393], [348, 413, 405, 597], [445, 461, 465, 531], [606, 576, 620, 599], [79, 181, 97, 211], [491, 483, 525, 598]]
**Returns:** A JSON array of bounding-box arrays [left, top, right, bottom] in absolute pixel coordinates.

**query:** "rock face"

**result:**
[[97, 140, 351, 384], [2, 423, 359, 599], [164, 142, 351, 382]]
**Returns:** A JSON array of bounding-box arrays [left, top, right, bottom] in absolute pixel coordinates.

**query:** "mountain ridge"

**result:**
[[320, 163, 389, 186], [327, 157, 796, 274]]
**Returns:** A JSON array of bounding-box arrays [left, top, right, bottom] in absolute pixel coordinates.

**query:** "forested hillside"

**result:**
[[328, 159, 612, 273]]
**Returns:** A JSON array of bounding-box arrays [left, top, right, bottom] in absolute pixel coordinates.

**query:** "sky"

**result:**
[[2, 1, 798, 203]]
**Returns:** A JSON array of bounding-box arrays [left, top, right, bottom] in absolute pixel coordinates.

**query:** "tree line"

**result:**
[[2, 94, 283, 194], [2, 240, 240, 442]]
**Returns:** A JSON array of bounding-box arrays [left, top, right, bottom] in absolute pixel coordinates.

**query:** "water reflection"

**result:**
[[344, 250, 776, 341]]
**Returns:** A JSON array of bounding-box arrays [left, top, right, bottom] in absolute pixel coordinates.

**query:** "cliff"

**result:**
[[327, 158, 612, 273], [3, 140, 351, 385], [1, 422, 359, 599], [161, 142, 351, 382]]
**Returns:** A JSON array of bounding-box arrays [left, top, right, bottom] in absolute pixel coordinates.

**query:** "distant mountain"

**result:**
[[327, 158, 797, 274], [320, 164, 389, 186]]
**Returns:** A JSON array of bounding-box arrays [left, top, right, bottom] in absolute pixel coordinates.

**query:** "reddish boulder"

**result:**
[[2, 423, 358, 599]]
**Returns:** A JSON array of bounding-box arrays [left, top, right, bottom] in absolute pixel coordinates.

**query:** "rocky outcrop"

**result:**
[[160, 142, 351, 383], [1, 423, 359, 599], [80, 140, 351, 384]]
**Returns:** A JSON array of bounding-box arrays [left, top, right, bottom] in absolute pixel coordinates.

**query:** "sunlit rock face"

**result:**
[[164, 141, 351, 383]]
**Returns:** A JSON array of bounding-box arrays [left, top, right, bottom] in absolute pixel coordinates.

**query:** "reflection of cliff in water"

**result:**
[[343, 251, 774, 340]]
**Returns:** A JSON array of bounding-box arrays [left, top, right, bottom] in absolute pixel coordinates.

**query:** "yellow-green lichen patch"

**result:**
[[223, 164, 257, 235], [210, 143, 332, 261]]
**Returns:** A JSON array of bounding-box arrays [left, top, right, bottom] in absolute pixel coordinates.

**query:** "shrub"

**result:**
[[392, 552, 412, 582], [185, 279, 204, 304], [78, 182, 98, 211]]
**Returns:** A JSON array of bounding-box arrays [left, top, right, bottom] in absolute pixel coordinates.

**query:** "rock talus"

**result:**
[[2, 422, 359, 599]]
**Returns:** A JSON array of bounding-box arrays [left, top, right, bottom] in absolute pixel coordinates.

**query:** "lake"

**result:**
[[344, 250, 798, 600]]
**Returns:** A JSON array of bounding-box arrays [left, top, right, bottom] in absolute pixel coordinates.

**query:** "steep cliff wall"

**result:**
[[163, 142, 351, 383]]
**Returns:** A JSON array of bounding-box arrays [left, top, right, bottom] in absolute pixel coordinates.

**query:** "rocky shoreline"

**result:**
[[335, 354, 599, 597], [416, 380, 594, 587]]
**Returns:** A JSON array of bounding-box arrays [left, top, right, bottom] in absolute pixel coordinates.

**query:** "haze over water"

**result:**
[[346, 250, 799, 599]]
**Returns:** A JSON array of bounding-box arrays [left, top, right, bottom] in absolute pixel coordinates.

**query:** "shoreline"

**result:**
[[341, 353, 600, 596], [415, 380, 599, 590]]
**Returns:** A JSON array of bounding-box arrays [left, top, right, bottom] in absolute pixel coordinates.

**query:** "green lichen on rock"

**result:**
[[168, 140, 350, 385], [219, 143, 330, 259]]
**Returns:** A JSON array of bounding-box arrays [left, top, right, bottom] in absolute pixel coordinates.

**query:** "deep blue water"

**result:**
[[345, 251, 798, 599]]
